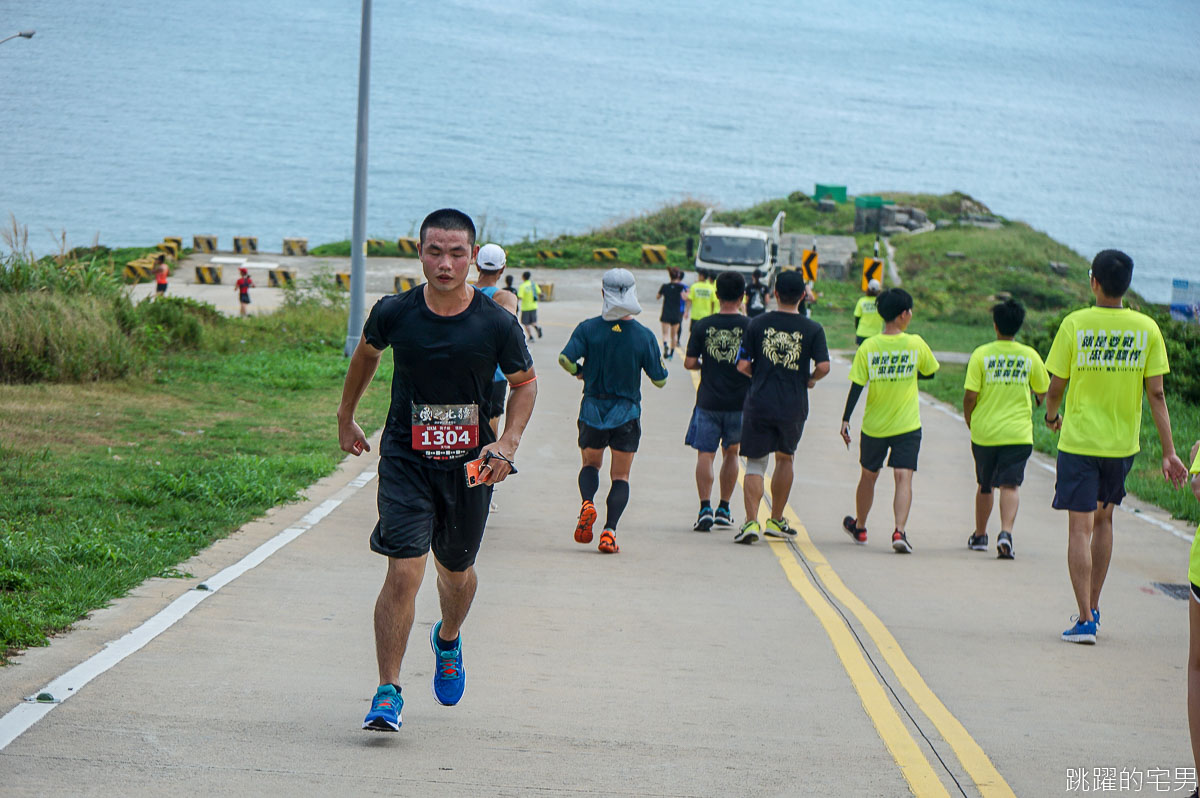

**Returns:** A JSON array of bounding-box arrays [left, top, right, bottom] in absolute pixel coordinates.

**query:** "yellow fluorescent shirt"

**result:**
[[1188, 449, 1200, 586], [854, 296, 883, 338], [964, 340, 1050, 446], [1045, 306, 1168, 458], [689, 282, 715, 321], [518, 280, 539, 311], [849, 333, 940, 437]]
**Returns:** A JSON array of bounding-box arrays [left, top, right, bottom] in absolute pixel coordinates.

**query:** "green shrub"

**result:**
[[132, 296, 221, 350], [0, 293, 145, 382]]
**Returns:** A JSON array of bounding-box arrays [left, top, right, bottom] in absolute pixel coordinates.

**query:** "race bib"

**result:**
[[411, 403, 479, 460]]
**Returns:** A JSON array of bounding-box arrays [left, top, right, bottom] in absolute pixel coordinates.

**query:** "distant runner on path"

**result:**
[[657, 267, 688, 360], [559, 268, 668, 554], [518, 271, 544, 342], [744, 269, 770, 318], [735, 270, 830, 544], [473, 243, 520, 438], [962, 299, 1049, 559], [853, 279, 883, 345], [153, 254, 169, 298], [686, 270, 716, 338], [1043, 249, 1186, 645], [840, 288, 939, 553], [337, 209, 537, 733], [235, 267, 254, 317], [684, 271, 751, 532]]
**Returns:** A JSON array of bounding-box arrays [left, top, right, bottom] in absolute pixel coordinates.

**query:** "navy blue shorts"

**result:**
[[370, 456, 491, 571], [684, 407, 743, 452], [972, 443, 1033, 494], [860, 429, 922, 472], [1052, 451, 1135, 512]]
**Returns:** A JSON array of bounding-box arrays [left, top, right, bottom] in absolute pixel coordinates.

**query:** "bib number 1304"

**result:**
[[411, 403, 479, 459]]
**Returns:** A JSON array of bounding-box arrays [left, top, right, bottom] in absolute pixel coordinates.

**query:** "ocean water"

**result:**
[[2, 0, 1198, 301]]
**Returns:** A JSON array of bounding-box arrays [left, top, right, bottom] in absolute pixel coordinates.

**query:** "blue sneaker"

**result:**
[[693, 507, 715, 532], [1092, 608, 1100, 627], [713, 507, 735, 527], [1061, 617, 1097, 644], [362, 684, 402, 732], [431, 621, 465, 706]]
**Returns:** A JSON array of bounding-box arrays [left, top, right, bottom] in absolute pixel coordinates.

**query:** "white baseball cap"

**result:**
[[868, 278, 882, 292], [601, 268, 642, 320], [477, 243, 506, 271]]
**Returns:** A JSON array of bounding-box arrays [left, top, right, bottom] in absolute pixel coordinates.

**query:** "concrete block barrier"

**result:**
[[536, 250, 563, 261], [193, 235, 217, 253], [537, 282, 555, 301], [592, 248, 619, 261], [282, 237, 308, 256], [194, 265, 223, 284], [397, 237, 419, 256], [640, 244, 668, 264], [234, 236, 258, 255], [394, 274, 420, 293], [156, 240, 180, 259], [268, 268, 294, 288], [335, 272, 350, 290]]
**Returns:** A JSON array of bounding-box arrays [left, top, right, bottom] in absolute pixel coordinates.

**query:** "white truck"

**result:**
[[693, 208, 785, 285]]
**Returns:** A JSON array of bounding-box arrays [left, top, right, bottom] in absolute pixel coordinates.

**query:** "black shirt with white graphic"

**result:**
[[362, 287, 532, 468], [686, 314, 751, 412], [740, 310, 829, 422], [745, 283, 770, 317]]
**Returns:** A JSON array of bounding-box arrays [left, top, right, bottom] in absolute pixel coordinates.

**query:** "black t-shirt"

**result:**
[[741, 310, 829, 422], [745, 283, 770, 317], [659, 282, 686, 321], [362, 287, 532, 468], [686, 314, 751, 412]]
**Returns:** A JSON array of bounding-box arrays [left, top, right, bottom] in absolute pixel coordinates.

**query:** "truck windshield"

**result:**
[[699, 235, 766, 266]]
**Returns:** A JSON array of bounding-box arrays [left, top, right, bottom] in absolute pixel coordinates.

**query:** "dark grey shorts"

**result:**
[[1052, 451, 1135, 512]]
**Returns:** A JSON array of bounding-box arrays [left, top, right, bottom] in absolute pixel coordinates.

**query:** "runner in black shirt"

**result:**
[[744, 269, 770, 318], [337, 209, 537, 733], [734, 269, 830, 544], [684, 271, 751, 531], [657, 267, 688, 360]]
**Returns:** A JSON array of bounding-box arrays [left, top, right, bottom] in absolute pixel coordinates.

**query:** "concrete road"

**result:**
[[1, 283, 1195, 796]]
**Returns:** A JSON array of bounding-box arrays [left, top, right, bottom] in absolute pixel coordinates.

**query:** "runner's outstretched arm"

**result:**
[[479, 367, 537, 485], [336, 338, 384, 456], [1145, 374, 1187, 487], [840, 382, 865, 446]]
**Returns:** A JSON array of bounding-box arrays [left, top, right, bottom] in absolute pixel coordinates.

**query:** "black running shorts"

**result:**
[[859, 429, 922, 472], [520, 309, 538, 325], [578, 418, 641, 452], [739, 414, 804, 459], [971, 443, 1033, 494], [370, 455, 491, 571], [1051, 451, 1135, 512]]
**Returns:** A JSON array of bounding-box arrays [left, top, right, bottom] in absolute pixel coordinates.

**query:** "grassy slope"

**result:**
[[0, 306, 392, 659]]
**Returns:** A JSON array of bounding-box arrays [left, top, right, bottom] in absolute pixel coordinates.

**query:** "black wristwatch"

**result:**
[[1045, 412, 1061, 423]]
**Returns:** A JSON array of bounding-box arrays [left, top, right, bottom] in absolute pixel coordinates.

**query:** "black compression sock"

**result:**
[[700, 499, 711, 511], [718, 500, 730, 512], [605, 479, 630, 531], [578, 466, 600, 503]]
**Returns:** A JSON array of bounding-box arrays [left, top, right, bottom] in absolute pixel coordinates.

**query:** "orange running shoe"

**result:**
[[574, 500, 597, 544], [597, 529, 619, 554]]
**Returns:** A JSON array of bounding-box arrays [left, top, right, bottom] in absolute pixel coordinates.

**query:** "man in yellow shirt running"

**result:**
[[853, 279, 884, 345], [686, 270, 716, 339], [1044, 249, 1187, 644], [839, 288, 939, 553], [963, 299, 1049, 559], [517, 271, 543, 343]]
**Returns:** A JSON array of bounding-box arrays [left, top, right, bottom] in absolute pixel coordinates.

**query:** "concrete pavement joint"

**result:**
[[0, 472, 377, 752]]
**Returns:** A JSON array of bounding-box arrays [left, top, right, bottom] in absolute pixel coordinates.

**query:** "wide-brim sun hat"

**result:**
[[601, 268, 642, 320]]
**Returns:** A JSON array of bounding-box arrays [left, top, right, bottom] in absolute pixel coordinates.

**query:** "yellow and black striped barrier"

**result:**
[[537, 282, 555, 301], [802, 249, 819, 283], [394, 274, 420, 293], [268, 268, 294, 288], [640, 244, 668, 265], [283, 237, 308, 256], [397, 237, 419, 256], [157, 240, 180, 259], [537, 250, 563, 261], [194, 265, 223, 284], [592, 248, 619, 261], [862, 257, 883, 292], [163, 236, 182, 251], [367, 239, 388, 255], [122, 262, 153, 282], [234, 236, 258, 255], [336, 272, 350, 290], [193, 235, 217, 253]]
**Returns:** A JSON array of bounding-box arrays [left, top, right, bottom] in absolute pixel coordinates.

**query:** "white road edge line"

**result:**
[[0, 470, 377, 752], [919, 396, 1193, 543]]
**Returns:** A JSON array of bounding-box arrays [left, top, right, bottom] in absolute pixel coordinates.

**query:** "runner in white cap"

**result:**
[[474, 244, 520, 437], [559, 268, 668, 553], [853, 279, 884, 345]]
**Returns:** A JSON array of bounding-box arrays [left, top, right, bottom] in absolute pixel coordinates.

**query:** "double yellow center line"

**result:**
[[688, 371, 1013, 797]]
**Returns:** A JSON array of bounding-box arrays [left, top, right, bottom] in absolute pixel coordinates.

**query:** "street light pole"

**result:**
[[0, 30, 35, 46], [343, 0, 372, 357]]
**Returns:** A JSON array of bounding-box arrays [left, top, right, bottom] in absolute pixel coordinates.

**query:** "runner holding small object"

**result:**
[[235, 267, 254, 317], [338, 209, 536, 733]]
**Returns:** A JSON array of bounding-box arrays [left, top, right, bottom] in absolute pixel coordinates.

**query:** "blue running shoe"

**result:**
[[713, 507, 734, 528], [362, 684, 402, 732], [431, 621, 466, 706], [693, 507, 715, 532], [1061, 617, 1097, 644], [1092, 608, 1100, 627]]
